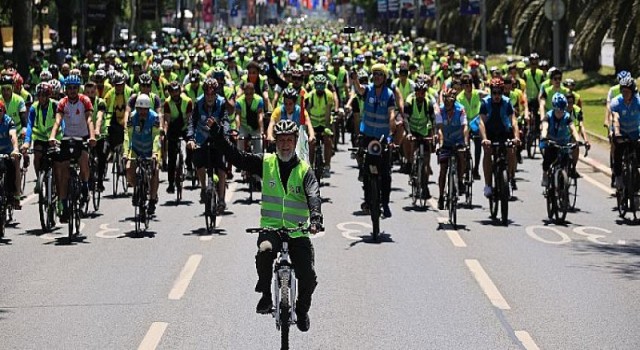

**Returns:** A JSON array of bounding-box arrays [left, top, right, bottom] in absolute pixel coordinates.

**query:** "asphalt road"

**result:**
[[1, 137, 639, 350]]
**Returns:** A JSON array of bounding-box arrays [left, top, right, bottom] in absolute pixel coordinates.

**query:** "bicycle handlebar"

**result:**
[[245, 223, 323, 235]]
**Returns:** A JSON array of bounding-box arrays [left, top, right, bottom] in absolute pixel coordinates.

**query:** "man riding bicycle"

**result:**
[[0, 100, 22, 209], [479, 78, 520, 196], [306, 74, 334, 177], [48, 75, 97, 223], [350, 63, 397, 218], [123, 94, 161, 215], [610, 77, 640, 190], [436, 89, 468, 210], [210, 119, 322, 333], [163, 81, 193, 194], [540, 93, 582, 187], [187, 78, 230, 212]]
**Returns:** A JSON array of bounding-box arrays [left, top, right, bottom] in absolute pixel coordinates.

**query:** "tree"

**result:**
[[12, 0, 33, 79], [55, 0, 74, 48]]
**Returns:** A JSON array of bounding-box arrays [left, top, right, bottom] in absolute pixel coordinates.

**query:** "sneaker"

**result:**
[[360, 201, 369, 214], [483, 186, 493, 198], [148, 199, 157, 215], [541, 176, 549, 187], [510, 179, 518, 191], [615, 176, 623, 190], [216, 200, 227, 214], [295, 308, 310, 332], [438, 197, 445, 210], [97, 183, 105, 192], [473, 170, 481, 180], [256, 293, 273, 314], [382, 204, 392, 218], [166, 184, 175, 194], [34, 181, 41, 194], [570, 169, 581, 179]]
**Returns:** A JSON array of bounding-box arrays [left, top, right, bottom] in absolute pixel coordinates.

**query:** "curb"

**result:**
[[580, 130, 612, 176]]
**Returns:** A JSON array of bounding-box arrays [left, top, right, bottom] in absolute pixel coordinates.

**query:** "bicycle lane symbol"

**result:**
[[526, 225, 614, 245], [337, 221, 372, 241], [95, 223, 121, 239]]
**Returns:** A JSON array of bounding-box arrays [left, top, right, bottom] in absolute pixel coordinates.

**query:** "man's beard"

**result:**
[[277, 148, 294, 162]]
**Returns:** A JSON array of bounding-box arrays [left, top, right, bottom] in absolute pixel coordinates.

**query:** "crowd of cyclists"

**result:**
[[0, 19, 638, 231]]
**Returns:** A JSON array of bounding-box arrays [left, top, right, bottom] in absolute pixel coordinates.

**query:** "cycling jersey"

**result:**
[[404, 95, 434, 136], [360, 84, 396, 138], [545, 110, 573, 145], [124, 110, 161, 159], [56, 94, 93, 137], [480, 95, 514, 140], [104, 86, 133, 127], [0, 93, 26, 132], [436, 101, 467, 147], [164, 94, 193, 134], [456, 89, 482, 122], [188, 94, 229, 145], [0, 114, 16, 154], [25, 100, 60, 143], [540, 85, 570, 112], [271, 104, 308, 126], [236, 94, 264, 131], [610, 94, 640, 140], [393, 78, 415, 103], [523, 68, 544, 100], [306, 90, 334, 128]]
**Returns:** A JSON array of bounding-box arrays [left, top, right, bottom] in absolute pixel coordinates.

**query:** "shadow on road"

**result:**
[[402, 205, 430, 213], [347, 232, 395, 248], [23, 226, 62, 236], [0, 237, 12, 245], [121, 230, 156, 238], [0, 308, 10, 320], [44, 235, 90, 246], [572, 241, 640, 280], [185, 227, 227, 237], [162, 199, 194, 207]]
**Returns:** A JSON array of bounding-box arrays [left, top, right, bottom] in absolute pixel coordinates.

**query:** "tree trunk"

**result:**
[[12, 0, 33, 79], [56, 0, 74, 48]]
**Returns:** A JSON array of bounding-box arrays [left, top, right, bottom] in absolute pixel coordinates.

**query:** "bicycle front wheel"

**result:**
[[38, 172, 49, 232], [554, 170, 569, 222], [447, 168, 457, 228], [279, 273, 291, 350], [499, 169, 509, 226], [369, 175, 380, 240], [569, 174, 578, 210]]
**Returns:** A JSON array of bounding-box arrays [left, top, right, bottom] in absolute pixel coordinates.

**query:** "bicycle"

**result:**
[[312, 134, 325, 185], [409, 136, 432, 208], [349, 136, 389, 241], [238, 133, 263, 203], [543, 140, 587, 223], [245, 224, 319, 350], [87, 146, 101, 213], [615, 138, 640, 221], [111, 143, 128, 197], [526, 113, 540, 159], [488, 140, 514, 226], [332, 111, 346, 150], [132, 157, 155, 234], [463, 146, 474, 208], [440, 145, 467, 228], [195, 144, 220, 233], [172, 137, 187, 204], [0, 154, 15, 238], [37, 147, 58, 232], [64, 138, 86, 239]]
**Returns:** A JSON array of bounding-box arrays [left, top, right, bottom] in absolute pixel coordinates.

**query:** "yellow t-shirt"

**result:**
[[114, 94, 127, 126]]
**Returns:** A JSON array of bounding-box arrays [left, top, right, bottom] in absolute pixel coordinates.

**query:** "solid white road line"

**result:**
[[168, 254, 202, 300], [465, 259, 511, 310], [515, 330, 541, 350], [436, 217, 467, 247], [581, 172, 615, 195], [200, 182, 238, 241], [138, 322, 168, 350]]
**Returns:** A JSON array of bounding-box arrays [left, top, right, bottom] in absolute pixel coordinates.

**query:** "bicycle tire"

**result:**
[[91, 160, 100, 211], [369, 175, 380, 241], [417, 158, 427, 208], [447, 160, 457, 227], [526, 133, 537, 159], [410, 159, 419, 206], [569, 174, 578, 210], [0, 176, 5, 238], [46, 170, 56, 230], [21, 167, 26, 193], [112, 156, 119, 196], [280, 273, 291, 350], [489, 168, 499, 219], [73, 188, 81, 235], [38, 172, 49, 232], [555, 169, 569, 222], [176, 154, 184, 203], [67, 180, 76, 239], [500, 169, 509, 226]]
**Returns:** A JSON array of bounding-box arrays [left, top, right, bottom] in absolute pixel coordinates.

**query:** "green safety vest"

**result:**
[[523, 68, 544, 100], [237, 94, 262, 130], [570, 105, 582, 127], [456, 90, 482, 122], [260, 154, 310, 238], [543, 85, 570, 112], [1, 93, 24, 132], [185, 83, 203, 103], [105, 86, 133, 127], [394, 79, 414, 102], [167, 94, 191, 131], [31, 100, 60, 141], [90, 97, 107, 139], [406, 96, 432, 136], [307, 90, 330, 126]]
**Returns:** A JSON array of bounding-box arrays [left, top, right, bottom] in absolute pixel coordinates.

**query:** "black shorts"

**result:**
[[33, 140, 51, 154], [487, 131, 513, 144], [57, 138, 88, 162], [192, 142, 225, 170], [108, 123, 125, 148], [1, 157, 16, 194]]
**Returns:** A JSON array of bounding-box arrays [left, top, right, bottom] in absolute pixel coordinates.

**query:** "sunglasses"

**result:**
[[372, 72, 384, 77]]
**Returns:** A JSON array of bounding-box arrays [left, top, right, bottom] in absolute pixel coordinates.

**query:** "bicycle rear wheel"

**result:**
[[21, 167, 26, 193], [91, 161, 101, 211], [410, 160, 419, 206], [447, 165, 457, 228], [204, 189, 217, 232], [555, 170, 569, 222], [369, 175, 380, 240], [499, 169, 509, 226], [38, 172, 49, 232], [526, 132, 538, 159], [112, 156, 120, 196], [569, 174, 578, 210]]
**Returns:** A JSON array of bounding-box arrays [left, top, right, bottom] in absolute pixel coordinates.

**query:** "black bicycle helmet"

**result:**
[[139, 73, 152, 85], [282, 87, 298, 100]]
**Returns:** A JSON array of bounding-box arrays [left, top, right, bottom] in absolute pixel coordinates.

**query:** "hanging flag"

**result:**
[[460, 0, 480, 15], [202, 0, 214, 22], [420, 0, 435, 18], [400, 0, 413, 19], [377, 0, 387, 19]]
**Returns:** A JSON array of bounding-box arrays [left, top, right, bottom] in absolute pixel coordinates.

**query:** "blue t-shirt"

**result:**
[[610, 94, 640, 139], [0, 114, 16, 154]]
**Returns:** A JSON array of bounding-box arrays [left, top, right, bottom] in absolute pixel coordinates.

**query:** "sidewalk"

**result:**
[[579, 132, 611, 176]]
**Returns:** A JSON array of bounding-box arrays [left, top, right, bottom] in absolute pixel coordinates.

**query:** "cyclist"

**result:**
[[610, 77, 640, 190], [104, 72, 133, 158], [306, 74, 334, 177], [436, 89, 468, 210], [123, 94, 161, 215], [163, 81, 193, 194], [48, 75, 97, 223], [187, 78, 230, 212], [479, 78, 520, 196], [456, 74, 485, 179], [404, 80, 436, 199], [235, 82, 265, 153], [539, 68, 569, 119], [84, 80, 108, 192], [503, 76, 528, 163], [267, 87, 315, 161], [522, 53, 545, 132], [0, 100, 22, 209], [210, 119, 322, 332], [540, 93, 582, 187], [350, 63, 397, 218], [23, 82, 61, 188], [0, 75, 27, 141], [566, 92, 590, 177]]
